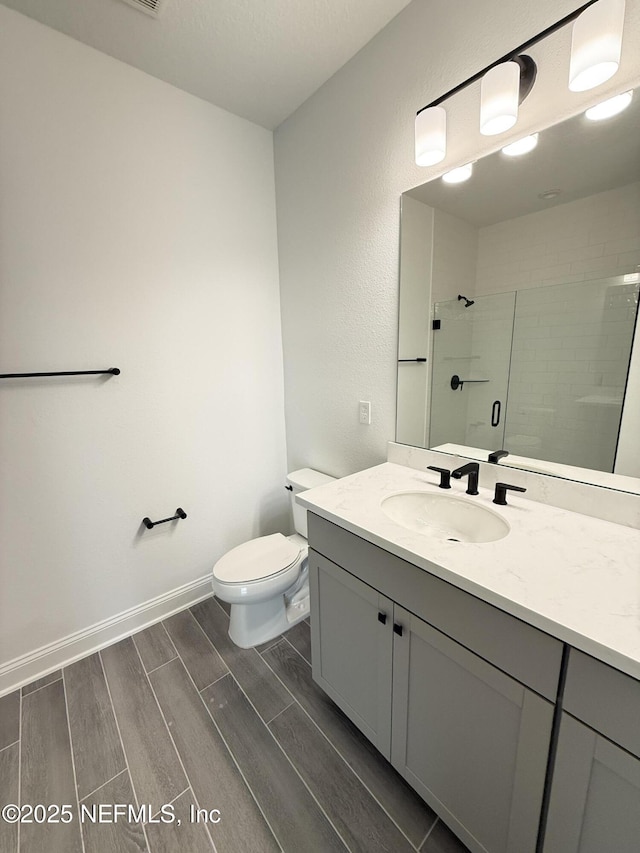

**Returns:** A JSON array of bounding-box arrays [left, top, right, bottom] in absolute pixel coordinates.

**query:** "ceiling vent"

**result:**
[[118, 0, 167, 17]]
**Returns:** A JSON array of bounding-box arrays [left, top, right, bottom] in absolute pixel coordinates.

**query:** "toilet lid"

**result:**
[[213, 533, 302, 584]]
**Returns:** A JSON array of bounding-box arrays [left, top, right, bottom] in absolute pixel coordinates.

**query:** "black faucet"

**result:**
[[493, 483, 527, 505], [451, 462, 479, 495], [488, 449, 509, 464], [427, 466, 451, 489]]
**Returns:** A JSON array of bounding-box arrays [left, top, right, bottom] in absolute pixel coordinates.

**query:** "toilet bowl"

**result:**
[[211, 468, 335, 648]]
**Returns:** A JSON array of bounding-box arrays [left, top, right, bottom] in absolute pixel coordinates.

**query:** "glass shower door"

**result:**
[[505, 277, 639, 471], [429, 292, 516, 455]]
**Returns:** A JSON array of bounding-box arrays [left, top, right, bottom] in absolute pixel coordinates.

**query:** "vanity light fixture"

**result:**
[[442, 163, 473, 184], [480, 58, 535, 136], [501, 133, 539, 156], [585, 89, 633, 119], [569, 0, 626, 92], [415, 0, 625, 167], [415, 106, 447, 166]]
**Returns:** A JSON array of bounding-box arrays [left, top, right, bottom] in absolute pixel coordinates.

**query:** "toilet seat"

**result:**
[[213, 533, 302, 585]]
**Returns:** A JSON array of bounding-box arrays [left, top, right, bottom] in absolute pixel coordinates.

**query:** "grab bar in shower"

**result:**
[[0, 368, 120, 379], [142, 508, 187, 530]]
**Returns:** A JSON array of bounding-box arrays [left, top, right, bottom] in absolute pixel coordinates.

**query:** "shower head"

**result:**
[[458, 294, 475, 308]]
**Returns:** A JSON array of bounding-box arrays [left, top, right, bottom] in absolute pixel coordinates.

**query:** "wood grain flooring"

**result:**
[[0, 595, 471, 853], [20, 680, 83, 853], [64, 653, 125, 800]]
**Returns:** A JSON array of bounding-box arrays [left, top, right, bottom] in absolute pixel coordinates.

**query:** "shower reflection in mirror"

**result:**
[[397, 87, 640, 489]]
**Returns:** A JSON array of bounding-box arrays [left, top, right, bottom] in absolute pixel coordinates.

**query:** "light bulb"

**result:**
[[480, 61, 520, 136], [415, 107, 446, 166], [442, 163, 473, 184], [585, 90, 632, 120], [569, 0, 625, 92], [501, 133, 539, 156]]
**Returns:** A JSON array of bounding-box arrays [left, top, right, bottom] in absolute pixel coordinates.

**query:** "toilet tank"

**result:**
[[286, 468, 336, 539]]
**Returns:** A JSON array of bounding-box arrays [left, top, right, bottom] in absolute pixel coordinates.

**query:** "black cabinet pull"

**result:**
[[393, 623, 403, 637], [284, 484, 293, 491], [491, 400, 501, 427], [378, 612, 387, 625]]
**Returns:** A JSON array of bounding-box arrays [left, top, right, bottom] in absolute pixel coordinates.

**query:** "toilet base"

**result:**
[[227, 581, 310, 649]]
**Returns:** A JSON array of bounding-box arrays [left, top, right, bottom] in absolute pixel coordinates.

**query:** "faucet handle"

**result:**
[[493, 482, 527, 505], [427, 466, 452, 489], [488, 449, 509, 464]]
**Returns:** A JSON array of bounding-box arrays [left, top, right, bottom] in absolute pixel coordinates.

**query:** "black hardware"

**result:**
[[451, 375, 490, 391], [427, 466, 452, 489], [285, 484, 293, 491], [457, 294, 475, 308], [0, 367, 120, 379], [416, 1, 597, 116], [393, 623, 403, 637], [488, 449, 509, 464], [451, 462, 480, 496], [432, 319, 441, 331], [142, 508, 187, 529], [491, 400, 501, 427], [378, 612, 387, 625], [493, 483, 527, 505], [398, 358, 427, 363]]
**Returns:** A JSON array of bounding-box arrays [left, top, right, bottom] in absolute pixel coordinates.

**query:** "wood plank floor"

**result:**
[[0, 597, 470, 853]]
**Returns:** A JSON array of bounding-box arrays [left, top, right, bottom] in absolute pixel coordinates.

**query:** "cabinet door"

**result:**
[[544, 713, 640, 853], [309, 551, 393, 758], [391, 607, 553, 853]]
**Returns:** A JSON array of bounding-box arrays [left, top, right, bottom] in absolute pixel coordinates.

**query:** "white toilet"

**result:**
[[211, 468, 335, 648]]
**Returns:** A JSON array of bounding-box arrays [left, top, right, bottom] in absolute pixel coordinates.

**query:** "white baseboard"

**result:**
[[0, 574, 212, 697]]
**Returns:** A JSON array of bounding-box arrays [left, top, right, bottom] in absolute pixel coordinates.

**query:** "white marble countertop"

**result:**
[[297, 462, 640, 681]]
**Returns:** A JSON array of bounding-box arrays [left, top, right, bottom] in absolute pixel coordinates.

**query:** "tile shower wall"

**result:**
[[475, 183, 640, 294], [506, 280, 638, 471], [474, 183, 640, 472]]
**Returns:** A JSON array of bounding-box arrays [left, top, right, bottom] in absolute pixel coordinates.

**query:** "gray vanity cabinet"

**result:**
[[543, 650, 640, 853], [391, 605, 553, 853], [308, 513, 560, 853], [309, 550, 394, 758]]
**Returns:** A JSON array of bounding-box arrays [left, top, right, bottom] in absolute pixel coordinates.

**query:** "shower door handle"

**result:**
[[491, 400, 501, 427]]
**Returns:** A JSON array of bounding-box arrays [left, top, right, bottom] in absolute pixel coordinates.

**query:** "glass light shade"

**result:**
[[501, 133, 539, 156], [415, 107, 446, 166], [442, 163, 473, 184], [569, 0, 625, 92], [480, 61, 520, 136], [585, 89, 632, 119]]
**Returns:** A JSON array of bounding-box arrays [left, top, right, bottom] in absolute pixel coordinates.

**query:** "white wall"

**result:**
[[275, 0, 640, 478], [0, 8, 288, 668]]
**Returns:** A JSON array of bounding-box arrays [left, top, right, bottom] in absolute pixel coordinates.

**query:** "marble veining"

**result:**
[[297, 461, 640, 681]]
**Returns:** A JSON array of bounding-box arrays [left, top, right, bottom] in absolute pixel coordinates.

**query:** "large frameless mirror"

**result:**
[[397, 87, 640, 493]]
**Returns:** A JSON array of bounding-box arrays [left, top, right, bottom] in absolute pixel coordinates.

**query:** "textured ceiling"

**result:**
[[0, 0, 413, 128]]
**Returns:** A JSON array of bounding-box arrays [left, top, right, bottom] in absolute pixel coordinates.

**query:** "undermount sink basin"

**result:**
[[381, 491, 510, 543]]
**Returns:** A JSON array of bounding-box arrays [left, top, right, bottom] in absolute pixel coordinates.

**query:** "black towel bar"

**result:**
[[142, 508, 187, 530], [0, 368, 120, 379]]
